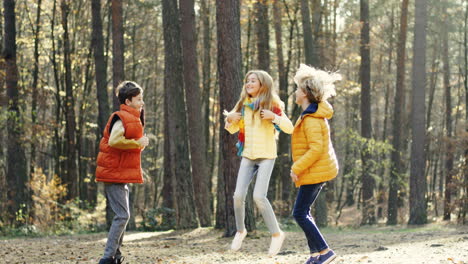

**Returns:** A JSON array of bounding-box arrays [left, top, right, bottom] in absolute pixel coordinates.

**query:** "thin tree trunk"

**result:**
[[442, 5, 454, 220], [61, 0, 78, 201], [359, 0, 375, 225], [3, 0, 28, 225], [273, 0, 291, 213], [388, 0, 408, 225], [30, 0, 42, 174], [162, 0, 198, 229], [301, 0, 316, 66], [91, 0, 109, 207], [408, 0, 428, 225], [111, 0, 124, 111], [255, 0, 270, 71], [216, 0, 242, 236], [179, 0, 212, 227]]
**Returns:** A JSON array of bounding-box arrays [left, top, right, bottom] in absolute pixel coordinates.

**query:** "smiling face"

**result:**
[[245, 73, 261, 97], [126, 92, 144, 112]]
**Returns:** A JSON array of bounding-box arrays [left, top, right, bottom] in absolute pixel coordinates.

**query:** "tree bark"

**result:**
[[30, 0, 42, 174], [388, 0, 408, 225], [179, 0, 212, 227], [408, 0, 428, 225], [216, 0, 242, 236], [91, 0, 110, 137], [442, 4, 454, 221], [162, 0, 198, 229], [61, 0, 78, 201], [111, 0, 124, 111], [3, 0, 28, 225], [255, 0, 270, 71]]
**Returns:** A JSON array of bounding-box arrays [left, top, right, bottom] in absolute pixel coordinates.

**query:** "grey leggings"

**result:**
[[233, 157, 281, 234]]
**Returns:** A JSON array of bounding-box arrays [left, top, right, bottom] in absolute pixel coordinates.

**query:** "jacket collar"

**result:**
[[120, 104, 141, 118]]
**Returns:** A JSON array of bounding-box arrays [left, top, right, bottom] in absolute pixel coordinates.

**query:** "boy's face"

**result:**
[[295, 87, 307, 105], [125, 93, 144, 112]]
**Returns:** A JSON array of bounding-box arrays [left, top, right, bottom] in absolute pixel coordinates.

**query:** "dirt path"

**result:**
[[1, 224, 467, 264]]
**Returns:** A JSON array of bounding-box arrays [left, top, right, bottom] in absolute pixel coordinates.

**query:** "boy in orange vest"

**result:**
[[95, 81, 149, 264]]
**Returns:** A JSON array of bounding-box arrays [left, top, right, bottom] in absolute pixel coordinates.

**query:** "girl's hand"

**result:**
[[290, 170, 298, 182], [227, 112, 242, 123], [260, 109, 275, 120]]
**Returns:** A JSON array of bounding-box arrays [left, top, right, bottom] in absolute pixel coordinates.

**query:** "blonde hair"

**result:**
[[231, 70, 283, 113], [294, 64, 341, 102]]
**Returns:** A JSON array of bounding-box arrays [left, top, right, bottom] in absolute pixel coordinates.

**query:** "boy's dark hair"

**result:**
[[116, 81, 143, 104]]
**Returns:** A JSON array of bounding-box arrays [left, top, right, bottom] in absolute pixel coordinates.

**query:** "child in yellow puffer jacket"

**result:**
[[290, 64, 341, 264], [224, 70, 293, 257]]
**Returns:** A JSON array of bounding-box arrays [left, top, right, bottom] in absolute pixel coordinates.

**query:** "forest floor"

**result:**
[[0, 221, 467, 264]]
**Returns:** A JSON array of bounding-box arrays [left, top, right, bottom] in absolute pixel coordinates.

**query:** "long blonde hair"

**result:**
[[231, 70, 283, 113]]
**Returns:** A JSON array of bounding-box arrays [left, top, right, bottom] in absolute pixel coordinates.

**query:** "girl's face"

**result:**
[[126, 93, 145, 112], [245, 74, 261, 97], [295, 87, 307, 105]]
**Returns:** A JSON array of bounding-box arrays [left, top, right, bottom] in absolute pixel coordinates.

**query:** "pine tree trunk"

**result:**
[[179, 0, 212, 227], [255, 0, 270, 71], [162, 0, 198, 229], [388, 0, 408, 225], [3, 0, 28, 225], [30, 0, 42, 174], [216, 0, 242, 236], [61, 0, 78, 201], [442, 5, 454, 220], [408, 0, 428, 225], [111, 0, 124, 111], [359, 0, 375, 225]]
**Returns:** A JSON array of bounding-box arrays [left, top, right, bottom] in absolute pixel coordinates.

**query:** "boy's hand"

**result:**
[[260, 109, 275, 120], [290, 170, 298, 182], [138, 136, 149, 147], [227, 112, 241, 123]]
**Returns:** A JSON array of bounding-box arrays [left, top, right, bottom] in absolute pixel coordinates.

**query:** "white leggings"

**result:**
[[233, 157, 280, 234]]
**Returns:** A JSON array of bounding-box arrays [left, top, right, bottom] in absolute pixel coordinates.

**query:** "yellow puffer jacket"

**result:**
[[225, 104, 294, 160], [291, 101, 338, 187]]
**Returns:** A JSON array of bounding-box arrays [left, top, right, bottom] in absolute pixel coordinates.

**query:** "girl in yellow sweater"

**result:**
[[290, 64, 340, 264], [224, 70, 293, 256]]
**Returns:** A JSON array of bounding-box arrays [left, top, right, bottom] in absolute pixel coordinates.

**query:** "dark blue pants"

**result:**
[[293, 183, 329, 253]]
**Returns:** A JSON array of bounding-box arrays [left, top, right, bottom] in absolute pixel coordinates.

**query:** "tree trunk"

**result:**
[[111, 0, 124, 111], [91, 0, 110, 137], [359, 0, 375, 225], [3, 0, 28, 225], [273, 0, 292, 213], [30, 0, 42, 174], [216, 0, 242, 236], [61, 0, 78, 201], [179, 0, 212, 227], [91, 0, 109, 208], [255, 0, 270, 71], [162, 0, 198, 229], [408, 0, 428, 225], [442, 4, 454, 221], [463, 1, 468, 224], [300, 0, 316, 66], [387, 0, 408, 226]]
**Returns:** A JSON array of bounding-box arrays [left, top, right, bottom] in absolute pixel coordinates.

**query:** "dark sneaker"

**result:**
[[304, 255, 320, 264], [98, 257, 114, 264], [317, 250, 337, 264], [114, 256, 125, 264]]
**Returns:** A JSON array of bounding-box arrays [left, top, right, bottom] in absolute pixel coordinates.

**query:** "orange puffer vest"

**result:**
[[96, 104, 144, 183]]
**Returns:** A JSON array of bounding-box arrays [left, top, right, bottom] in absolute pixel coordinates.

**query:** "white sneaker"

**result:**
[[268, 231, 285, 256], [231, 230, 247, 251]]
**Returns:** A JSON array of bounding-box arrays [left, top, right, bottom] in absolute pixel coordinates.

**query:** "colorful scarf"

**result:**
[[236, 98, 283, 156]]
